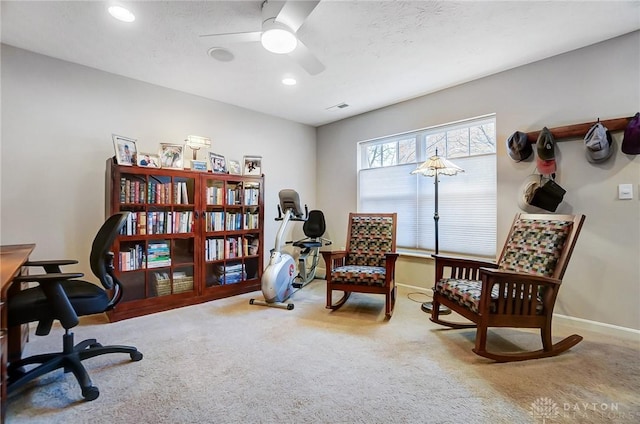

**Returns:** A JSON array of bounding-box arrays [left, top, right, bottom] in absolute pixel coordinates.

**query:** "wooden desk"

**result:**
[[1, 244, 35, 424]]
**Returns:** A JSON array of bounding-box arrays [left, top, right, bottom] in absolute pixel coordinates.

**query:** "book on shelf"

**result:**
[[147, 241, 171, 268], [244, 237, 260, 256], [205, 237, 225, 261], [119, 243, 146, 271], [207, 186, 223, 205], [223, 263, 246, 284], [243, 186, 260, 206]]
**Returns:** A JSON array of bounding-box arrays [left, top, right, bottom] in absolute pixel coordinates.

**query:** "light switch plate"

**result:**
[[618, 184, 633, 200]]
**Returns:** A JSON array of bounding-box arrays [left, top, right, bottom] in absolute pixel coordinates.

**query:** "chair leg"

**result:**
[[385, 285, 396, 319], [541, 320, 553, 351], [8, 331, 142, 401], [473, 325, 489, 356]]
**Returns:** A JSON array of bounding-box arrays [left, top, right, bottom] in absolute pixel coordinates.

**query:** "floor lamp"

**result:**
[[411, 150, 464, 315]]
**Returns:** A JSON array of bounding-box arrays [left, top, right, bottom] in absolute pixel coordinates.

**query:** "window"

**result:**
[[358, 115, 497, 257]]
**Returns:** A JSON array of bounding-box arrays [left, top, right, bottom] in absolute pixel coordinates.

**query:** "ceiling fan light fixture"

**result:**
[[261, 20, 297, 54]]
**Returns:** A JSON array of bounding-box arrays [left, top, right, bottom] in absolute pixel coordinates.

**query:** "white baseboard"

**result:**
[[553, 314, 640, 339], [396, 283, 640, 338], [397, 282, 432, 293]]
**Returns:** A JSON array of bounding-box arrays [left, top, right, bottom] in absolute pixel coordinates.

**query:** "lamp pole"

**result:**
[[434, 168, 439, 255], [410, 150, 463, 315]]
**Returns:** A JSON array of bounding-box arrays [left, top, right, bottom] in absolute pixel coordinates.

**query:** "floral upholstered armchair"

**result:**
[[322, 213, 398, 319], [430, 213, 586, 362]]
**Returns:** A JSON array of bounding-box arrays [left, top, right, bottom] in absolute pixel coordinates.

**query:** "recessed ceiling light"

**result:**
[[208, 47, 234, 62], [108, 5, 135, 23], [282, 78, 297, 86]]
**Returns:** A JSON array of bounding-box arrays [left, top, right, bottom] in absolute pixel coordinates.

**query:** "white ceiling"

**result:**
[[2, 1, 639, 127]]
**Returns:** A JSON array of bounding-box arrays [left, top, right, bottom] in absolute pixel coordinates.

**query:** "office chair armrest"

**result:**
[[25, 259, 79, 267], [25, 259, 79, 274], [14, 272, 85, 283], [13, 273, 81, 330]]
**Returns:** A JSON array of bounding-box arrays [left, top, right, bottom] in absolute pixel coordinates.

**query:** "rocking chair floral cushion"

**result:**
[[322, 213, 398, 318], [430, 213, 585, 362]]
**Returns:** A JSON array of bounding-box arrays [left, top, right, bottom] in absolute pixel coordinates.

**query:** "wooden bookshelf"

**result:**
[[105, 158, 264, 321]]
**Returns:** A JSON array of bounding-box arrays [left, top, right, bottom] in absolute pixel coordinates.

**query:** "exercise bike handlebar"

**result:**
[[276, 203, 309, 222]]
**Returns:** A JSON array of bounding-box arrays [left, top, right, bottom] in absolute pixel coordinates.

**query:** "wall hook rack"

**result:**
[[525, 115, 634, 144]]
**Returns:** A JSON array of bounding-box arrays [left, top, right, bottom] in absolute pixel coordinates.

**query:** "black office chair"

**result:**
[[7, 212, 143, 401]]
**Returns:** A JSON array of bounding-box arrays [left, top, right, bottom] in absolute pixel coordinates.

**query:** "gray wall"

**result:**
[[1, 44, 317, 279], [316, 32, 640, 330]]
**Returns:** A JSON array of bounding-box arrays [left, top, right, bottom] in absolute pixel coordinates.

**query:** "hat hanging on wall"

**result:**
[[507, 131, 533, 162], [517, 173, 566, 213], [584, 121, 614, 163], [517, 174, 543, 212], [536, 127, 556, 176], [621, 112, 640, 155]]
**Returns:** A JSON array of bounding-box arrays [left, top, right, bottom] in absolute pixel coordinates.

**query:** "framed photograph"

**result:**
[[159, 143, 185, 169], [243, 155, 262, 176], [113, 134, 137, 166], [209, 152, 227, 174], [191, 160, 208, 172], [228, 159, 241, 175], [137, 153, 161, 168]]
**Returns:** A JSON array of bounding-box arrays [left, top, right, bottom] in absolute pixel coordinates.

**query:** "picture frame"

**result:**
[[159, 143, 185, 169], [209, 152, 227, 174], [243, 155, 262, 176], [228, 159, 241, 175], [191, 160, 208, 172], [113, 134, 137, 166], [137, 152, 161, 168]]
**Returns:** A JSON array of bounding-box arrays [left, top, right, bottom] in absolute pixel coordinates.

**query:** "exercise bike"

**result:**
[[249, 189, 330, 310]]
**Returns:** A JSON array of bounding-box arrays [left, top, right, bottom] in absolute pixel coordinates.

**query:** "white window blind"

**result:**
[[358, 116, 497, 257]]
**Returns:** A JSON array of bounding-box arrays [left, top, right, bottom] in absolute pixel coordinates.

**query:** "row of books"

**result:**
[[222, 263, 245, 284], [147, 241, 171, 268], [120, 177, 191, 204], [120, 211, 193, 235], [204, 211, 260, 232], [205, 185, 260, 206], [119, 241, 172, 271], [119, 243, 146, 271], [204, 236, 259, 261]]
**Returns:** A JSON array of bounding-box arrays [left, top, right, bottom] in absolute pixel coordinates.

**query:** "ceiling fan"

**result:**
[[200, 0, 325, 75]]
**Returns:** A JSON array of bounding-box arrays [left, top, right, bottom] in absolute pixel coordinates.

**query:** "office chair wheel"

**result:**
[[287, 304, 294, 310], [131, 351, 143, 361], [82, 385, 100, 401]]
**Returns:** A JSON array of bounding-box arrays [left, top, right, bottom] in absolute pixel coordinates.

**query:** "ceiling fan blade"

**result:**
[[199, 31, 261, 44], [288, 40, 325, 75], [276, 0, 320, 32]]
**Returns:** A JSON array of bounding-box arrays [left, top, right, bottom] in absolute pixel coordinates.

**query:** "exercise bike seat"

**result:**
[[292, 210, 326, 249]]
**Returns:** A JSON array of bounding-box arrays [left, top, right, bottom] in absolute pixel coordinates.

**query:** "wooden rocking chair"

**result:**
[[322, 213, 398, 318], [430, 213, 585, 362]]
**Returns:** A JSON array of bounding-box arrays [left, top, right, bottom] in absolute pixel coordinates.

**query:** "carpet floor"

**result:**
[[5, 281, 640, 423]]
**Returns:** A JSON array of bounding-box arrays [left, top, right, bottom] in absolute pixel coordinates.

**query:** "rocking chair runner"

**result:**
[[430, 213, 585, 362], [322, 213, 398, 318]]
